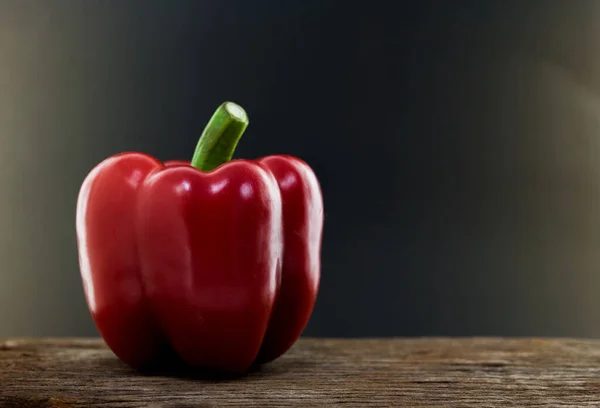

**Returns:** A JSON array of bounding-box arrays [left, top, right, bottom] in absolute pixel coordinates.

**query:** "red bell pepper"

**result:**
[[76, 102, 324, 373]]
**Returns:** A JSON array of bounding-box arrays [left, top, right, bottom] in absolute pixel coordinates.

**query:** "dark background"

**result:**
[[2, 0, 600, 338]]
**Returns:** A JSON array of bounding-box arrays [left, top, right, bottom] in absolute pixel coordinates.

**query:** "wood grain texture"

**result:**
[[1, 338, 600, 407]]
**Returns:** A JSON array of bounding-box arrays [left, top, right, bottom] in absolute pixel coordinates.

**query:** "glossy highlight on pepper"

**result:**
[[76, 102, 324, 373]]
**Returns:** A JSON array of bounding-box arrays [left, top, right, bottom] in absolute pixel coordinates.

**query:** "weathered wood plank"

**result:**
[[2, 338, 600, 407]]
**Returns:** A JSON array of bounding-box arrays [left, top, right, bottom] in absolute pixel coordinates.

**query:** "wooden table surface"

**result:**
[[1, 338, 600, 407]]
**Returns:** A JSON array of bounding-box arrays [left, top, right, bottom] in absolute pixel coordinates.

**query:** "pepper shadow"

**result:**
[[95, 346, 316, 382]]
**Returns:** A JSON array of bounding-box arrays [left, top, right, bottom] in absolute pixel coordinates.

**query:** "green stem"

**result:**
[[191, 101, 249, 171]]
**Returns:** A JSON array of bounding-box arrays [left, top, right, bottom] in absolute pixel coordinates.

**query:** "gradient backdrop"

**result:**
[[1, 0, 600, 338]]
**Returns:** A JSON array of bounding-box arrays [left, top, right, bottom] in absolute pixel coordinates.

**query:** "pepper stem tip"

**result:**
[[190, 101, 249, 172]]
